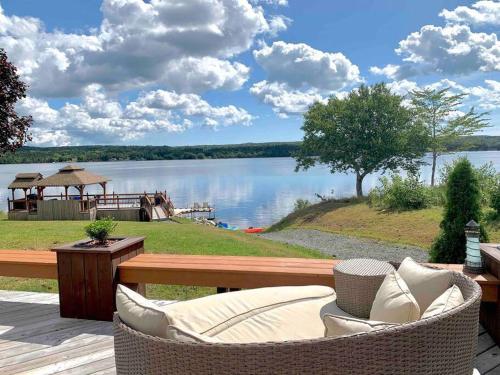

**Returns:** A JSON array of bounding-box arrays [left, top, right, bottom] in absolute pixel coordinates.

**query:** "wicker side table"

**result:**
[[334, 258, 395, 318]]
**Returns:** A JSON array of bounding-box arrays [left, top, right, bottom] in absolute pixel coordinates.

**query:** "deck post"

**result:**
[[52, 237, 145, 321], [480, 244, 500, 345]]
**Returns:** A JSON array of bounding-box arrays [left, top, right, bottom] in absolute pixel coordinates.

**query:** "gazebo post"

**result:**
[[100, 182, 107, 205]]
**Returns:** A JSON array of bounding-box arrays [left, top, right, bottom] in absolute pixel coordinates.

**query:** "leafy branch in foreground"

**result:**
[[0, 48, 32, 154]]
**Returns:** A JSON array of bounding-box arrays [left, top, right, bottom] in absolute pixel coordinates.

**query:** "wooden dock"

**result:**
[[0, 290, 497, 374]]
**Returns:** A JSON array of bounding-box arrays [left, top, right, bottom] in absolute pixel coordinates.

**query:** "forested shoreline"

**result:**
[[0, 136, 499, 165]]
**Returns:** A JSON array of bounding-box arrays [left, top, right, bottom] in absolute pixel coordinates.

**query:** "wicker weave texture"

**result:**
[[114, 271, 480, 375], [334, 259, 395, 318]]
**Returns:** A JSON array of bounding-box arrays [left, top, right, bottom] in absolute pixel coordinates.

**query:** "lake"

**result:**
[[1, 151, 499, 228]]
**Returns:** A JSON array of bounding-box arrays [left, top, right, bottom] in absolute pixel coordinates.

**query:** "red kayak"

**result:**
[[244, 227, 264, 234]]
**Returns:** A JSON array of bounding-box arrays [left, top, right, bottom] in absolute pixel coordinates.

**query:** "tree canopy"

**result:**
[[295, 83, 427, 197], [0, 48, 32, 154], [410, 87, 489, 186]]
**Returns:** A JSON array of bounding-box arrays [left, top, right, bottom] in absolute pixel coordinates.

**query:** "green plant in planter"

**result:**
[[85, 218, 117, 244]]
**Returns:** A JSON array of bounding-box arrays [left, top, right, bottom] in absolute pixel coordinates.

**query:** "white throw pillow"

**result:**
[[116, 284, 171, 338], [323, 314, 397, 338], [421, 285, 464, 319], [370, 271, 420, 324], [398, 257, 452, 313]]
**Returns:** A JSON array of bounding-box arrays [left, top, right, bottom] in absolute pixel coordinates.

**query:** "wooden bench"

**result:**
[[0, 250, 497, 302], [117, 253, 499, 302], [0, 250, 57, 279]]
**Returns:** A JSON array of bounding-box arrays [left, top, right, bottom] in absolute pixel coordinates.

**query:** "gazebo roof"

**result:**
[[8, 173, 44, 189], [36, 165, 109, 187]]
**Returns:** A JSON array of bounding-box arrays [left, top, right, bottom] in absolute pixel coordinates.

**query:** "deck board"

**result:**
[[0, 290, 497, 374]]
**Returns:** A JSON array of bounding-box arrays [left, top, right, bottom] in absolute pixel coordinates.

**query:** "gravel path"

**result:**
[[260, 229, 428, 262]]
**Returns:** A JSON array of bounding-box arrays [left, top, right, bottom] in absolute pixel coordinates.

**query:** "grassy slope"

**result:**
[[0, 214, 324, 300], [268, 199, 500, 250]]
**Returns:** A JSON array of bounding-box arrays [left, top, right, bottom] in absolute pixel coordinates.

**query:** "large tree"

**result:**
[[295, 83, 427, 197], [0, 48, 32, 154], [410, 87, 489, 186]]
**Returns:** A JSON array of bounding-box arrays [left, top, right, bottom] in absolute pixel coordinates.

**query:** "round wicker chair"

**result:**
[[113, 271, 481, 375]]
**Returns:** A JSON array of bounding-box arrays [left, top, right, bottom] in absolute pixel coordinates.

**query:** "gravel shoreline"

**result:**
[[260, 229, 428, 262]]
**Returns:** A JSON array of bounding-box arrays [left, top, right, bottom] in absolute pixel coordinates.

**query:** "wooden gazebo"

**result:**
[[8, 173, 43, 200], [36, 164, 109, 200]]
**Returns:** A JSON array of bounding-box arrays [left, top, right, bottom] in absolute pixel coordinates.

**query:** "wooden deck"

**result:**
[[0, 291, 497, 374]]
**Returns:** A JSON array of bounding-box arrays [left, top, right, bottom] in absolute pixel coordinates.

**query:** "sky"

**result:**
[[0, 0, 499, 147]]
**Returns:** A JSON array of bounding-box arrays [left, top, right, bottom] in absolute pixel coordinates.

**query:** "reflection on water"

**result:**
[[1, 151, 498, 227]]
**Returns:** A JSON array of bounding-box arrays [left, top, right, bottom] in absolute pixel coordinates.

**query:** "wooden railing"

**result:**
[[159, 193, 175, 217], [141, 194, 153, 221], [7, 198, 38, 212]]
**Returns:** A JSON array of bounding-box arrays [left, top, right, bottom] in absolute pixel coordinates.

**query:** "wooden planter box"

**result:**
[[52, 237, 145, 321]]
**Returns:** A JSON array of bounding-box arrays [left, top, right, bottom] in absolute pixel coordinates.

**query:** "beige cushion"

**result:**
[[370, 271, 420, 323], [323, 314, 397, 338], [421, 285, 464, 319], [116, 284, 170, 338], [164, 285, 343, 343], [117, 284, 345, 343], [398, 257, 452, 313]]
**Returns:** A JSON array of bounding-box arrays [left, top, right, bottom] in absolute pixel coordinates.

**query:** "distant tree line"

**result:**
[[0, 142, 301, 164], [0, 136, 498, 165]]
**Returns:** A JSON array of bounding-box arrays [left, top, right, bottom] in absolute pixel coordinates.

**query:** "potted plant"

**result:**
[[51, 218, 145, 321], [84, 218, 118, 246]]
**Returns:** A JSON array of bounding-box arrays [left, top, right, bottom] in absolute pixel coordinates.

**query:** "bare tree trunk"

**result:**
[[356, 172, 363, 197], [431, 152, 437, 187]]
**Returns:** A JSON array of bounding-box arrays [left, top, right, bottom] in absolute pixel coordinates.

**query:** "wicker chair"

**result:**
[[113, 271, 481, 375]]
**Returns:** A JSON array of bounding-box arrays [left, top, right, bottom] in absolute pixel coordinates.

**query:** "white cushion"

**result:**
[[116, 284, 170, 338], [117, 284, 346, 343], [323, 314, 397, 338], [370, 271, 420, 324], [397, 257, 452, 313], [421, 285, 464, 319], [163, 285, 342, 343]]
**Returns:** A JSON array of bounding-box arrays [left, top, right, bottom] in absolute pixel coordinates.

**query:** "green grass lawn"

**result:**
[[268, 199, 500, 249], [0, 213, 325, 300]]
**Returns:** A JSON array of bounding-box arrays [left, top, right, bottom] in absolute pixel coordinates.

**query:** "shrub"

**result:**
[[440, 160, 499, 207], [430, 158, 488, 263], [368, 173, 431, 211], [492, 184, 500, 216], [85, 218, 117, 244], [293, 199, 311, 212]]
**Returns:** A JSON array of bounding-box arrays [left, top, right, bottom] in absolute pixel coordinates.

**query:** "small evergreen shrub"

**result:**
[[368, 173, 431, 211], [85, 218, 117, 244], [293, 199, 311, 212], [440, 160, 499, 207], [430, 158, 488, 263]]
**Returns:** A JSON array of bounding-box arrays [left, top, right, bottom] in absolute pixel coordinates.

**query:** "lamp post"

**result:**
[[463, 219, 484, 274]]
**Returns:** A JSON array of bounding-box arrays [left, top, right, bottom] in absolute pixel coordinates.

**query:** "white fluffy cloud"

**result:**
[[370, 0, 500, 81], [16, 86, 253, 146], [371, 24, 500, 79], [250, 81, 326, 117], [0, 0, 288, 97], [254, 41, 360, 91], [385, 78, 500, 112], [251, 0, 288, 6], [251, 41, 360, 115], [467, 79, 500, 110], [440, 1, 500, 26]]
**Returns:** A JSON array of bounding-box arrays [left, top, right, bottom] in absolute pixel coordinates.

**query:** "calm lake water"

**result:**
[[1, 151, 499, 228]]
